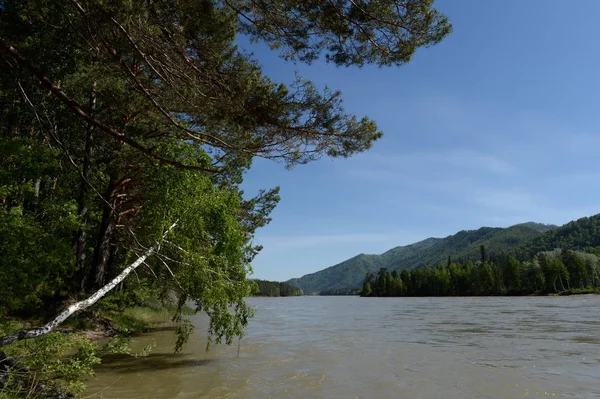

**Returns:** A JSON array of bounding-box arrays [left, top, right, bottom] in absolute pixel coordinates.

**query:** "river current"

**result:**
[[86, 296, 600, 398]]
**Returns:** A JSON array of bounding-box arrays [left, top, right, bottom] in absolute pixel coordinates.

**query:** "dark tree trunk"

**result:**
[[73, 84, 96, 292], [107, 225, 121, 286], [559, 276, 566, 291], [90, 175, 118, 290]]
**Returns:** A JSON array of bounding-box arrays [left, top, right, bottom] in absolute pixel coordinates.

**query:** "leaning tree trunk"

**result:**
[[0, 221, 177, 348]]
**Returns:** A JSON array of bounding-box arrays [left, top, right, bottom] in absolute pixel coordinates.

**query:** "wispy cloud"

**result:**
[[470, 189, 537, 214], [354, 149, 516, 174], [338, 148, 516, 195], [469, 188, 600, 226], [253, 231, 424, 252]]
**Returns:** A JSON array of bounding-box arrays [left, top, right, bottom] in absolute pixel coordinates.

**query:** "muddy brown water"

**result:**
[[86, 296, 600, 398]]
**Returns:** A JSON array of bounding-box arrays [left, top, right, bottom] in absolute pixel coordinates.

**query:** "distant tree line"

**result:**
[[252, 280, 303, 297], [362, 246, 600, 297], [319, 288, 361, 296]]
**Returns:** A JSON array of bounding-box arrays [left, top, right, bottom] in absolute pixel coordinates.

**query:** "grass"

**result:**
[[103, 299, 196, 333], [107, 306, 173, 332]]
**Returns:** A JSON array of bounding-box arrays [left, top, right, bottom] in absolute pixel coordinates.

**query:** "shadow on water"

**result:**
[[96, 353, 216, 373]]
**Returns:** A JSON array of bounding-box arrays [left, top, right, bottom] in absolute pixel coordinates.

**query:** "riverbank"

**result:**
[[70, 299, 197, 340], [0, 299, 197, 399], [551, 287, 600, 296]]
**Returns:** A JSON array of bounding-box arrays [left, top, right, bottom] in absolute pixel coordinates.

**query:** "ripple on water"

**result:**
[[86, 296, 600, 399], [571, 335, 600, 344]]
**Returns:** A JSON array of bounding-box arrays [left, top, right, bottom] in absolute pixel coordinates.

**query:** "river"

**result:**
[[86, 296, 600, 398]]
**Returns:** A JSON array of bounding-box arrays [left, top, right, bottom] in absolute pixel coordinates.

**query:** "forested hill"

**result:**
[[287, 223, 555, 294], [415, 223, 556, 268], [286, 238, 440, 294], [514, 215, 600, 260]]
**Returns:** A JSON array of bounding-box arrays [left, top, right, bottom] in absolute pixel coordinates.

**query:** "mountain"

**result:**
[[417, 223, 557, 267], [287, 222, 555, 294], [287, 238, 440, 294], [514, 214, 600, 260], [515, 222, 556, 233]]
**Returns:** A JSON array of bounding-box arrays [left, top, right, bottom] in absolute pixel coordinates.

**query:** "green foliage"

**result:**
[[98, 335, 134, 357], [0, 211, 75, 312], [0, 320, 157, 398], [0, 137, 79, 314], [130, 155, 259, 348], [2, 331, 101, 395], [173, 318, 195, 354], [233, 0, 452, 66]]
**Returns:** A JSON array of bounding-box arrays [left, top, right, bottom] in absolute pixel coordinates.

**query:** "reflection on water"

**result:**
[[94, 353, 217, 373], [86, 296, 600, 399]]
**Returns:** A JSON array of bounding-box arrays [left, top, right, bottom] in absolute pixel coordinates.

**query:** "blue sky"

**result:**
[[240, 0, 600, 281]]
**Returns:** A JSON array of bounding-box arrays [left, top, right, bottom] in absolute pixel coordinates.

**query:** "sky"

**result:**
[[240, 0, 600, 281]]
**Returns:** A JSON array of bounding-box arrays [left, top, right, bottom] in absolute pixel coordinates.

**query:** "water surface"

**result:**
[[87, 296, 600, 398]]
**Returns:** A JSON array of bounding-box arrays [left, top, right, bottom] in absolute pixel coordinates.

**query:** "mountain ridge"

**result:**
[[287, 222, 557, 293], [513, 214, 600, 260]]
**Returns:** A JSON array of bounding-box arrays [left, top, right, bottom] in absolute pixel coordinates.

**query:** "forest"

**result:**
[[362, 246, 600, 297]]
